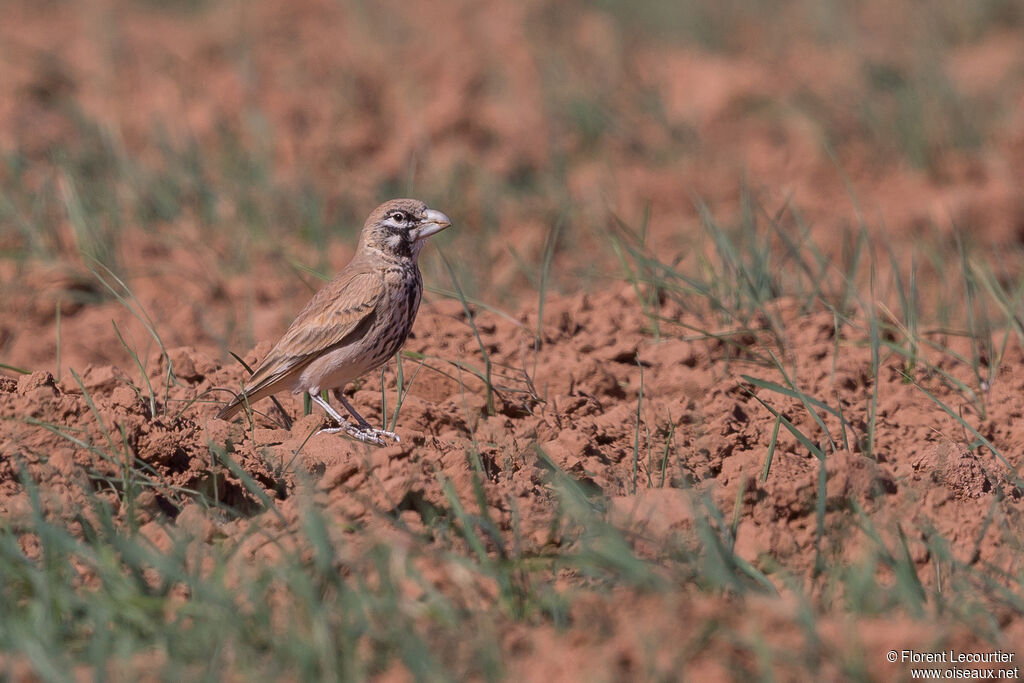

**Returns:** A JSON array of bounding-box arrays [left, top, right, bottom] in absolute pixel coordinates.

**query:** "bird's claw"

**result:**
[[317, 423, 400, 447]]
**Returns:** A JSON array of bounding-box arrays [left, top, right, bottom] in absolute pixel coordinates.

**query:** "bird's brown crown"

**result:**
[[357, 198, 450, 261]]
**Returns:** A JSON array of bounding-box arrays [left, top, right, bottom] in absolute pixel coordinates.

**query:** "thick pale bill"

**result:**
[[413, 209, 452, 241]]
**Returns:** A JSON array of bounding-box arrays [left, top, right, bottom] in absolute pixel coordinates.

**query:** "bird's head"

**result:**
[[358, 198, 451, 261]]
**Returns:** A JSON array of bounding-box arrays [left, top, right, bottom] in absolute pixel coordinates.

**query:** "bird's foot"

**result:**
[[318, 422, 400, 447], [361, 426, 401, 444]]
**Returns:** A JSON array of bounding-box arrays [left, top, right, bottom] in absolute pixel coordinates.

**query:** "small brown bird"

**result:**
[[217, 198, 451, 445]]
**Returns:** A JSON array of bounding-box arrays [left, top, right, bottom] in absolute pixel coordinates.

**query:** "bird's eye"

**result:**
[[390, 211, 407, 224]]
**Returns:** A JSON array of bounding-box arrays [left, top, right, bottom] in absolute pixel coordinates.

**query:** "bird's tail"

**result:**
[[215, 395, 247, 421], [216, 379, 286, 421], [217, 351, 312, 421]]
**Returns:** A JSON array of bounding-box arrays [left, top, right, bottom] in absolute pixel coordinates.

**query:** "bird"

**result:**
[[216, 198, 451, 446]]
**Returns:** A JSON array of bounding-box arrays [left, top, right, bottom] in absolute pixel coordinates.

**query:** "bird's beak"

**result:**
[[414, 209, 452, 241]]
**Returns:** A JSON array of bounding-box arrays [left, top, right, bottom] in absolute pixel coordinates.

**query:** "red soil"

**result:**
[[3, 283, 1024, 675]]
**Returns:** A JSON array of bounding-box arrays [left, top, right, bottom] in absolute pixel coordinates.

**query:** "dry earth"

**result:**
[[3, 280, 1024, 677]]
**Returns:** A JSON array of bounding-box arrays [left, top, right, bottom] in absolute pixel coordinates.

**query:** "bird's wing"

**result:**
[[241, 268, 385, 395]]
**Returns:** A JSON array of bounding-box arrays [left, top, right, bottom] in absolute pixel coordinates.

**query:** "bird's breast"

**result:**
[[378, 266, 422, 348]]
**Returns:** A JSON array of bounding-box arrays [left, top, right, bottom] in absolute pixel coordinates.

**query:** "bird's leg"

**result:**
[[311, 393, 399, 446], [311, 394, 349, 425], [311, 394, 387, 446], [333, 389, 401, 444], [332, 389, 372, 429]]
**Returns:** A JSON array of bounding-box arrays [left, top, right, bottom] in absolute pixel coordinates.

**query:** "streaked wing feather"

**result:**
[[243, 269, 384, 392]]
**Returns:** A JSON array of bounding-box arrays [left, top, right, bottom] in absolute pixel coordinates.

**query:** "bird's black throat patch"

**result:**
[[384, 226, 414, 259]]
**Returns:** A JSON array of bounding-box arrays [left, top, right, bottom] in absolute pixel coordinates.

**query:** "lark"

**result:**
[[217, 198, 451, 445]]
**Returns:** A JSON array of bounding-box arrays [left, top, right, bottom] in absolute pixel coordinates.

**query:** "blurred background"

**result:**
[[1, 0, 1023, 367]]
